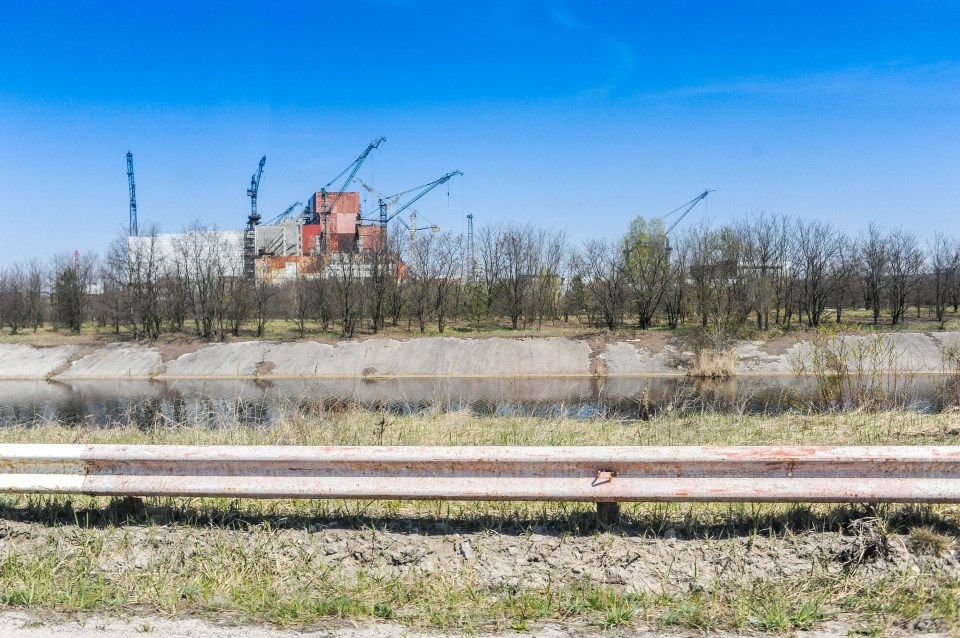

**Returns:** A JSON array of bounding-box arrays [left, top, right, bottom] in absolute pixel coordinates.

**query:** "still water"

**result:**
[[0, 375, 956, 428]]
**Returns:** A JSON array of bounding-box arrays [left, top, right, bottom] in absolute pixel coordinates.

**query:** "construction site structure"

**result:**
[[126, 152, 138, 237], [243, 156, 266, 280], [248, 191, 388, 284]]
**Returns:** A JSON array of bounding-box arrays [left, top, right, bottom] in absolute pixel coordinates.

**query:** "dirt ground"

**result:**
[[5, 513, 953, 597], [0, 612, 950, 638], [1, 507, 958, 634]]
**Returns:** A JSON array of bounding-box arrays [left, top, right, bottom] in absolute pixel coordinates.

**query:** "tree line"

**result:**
[[1, 213, 959, 341]]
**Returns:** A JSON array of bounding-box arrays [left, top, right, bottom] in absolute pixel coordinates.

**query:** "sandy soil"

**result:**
[[0, 612, 948, 638]]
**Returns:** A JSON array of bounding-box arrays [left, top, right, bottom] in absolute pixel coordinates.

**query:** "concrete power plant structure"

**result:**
[[250, 191, 386, 284]]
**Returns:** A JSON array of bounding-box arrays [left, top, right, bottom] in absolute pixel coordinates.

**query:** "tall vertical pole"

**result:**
[[321, 190, 330, 254], [409, 210, 417, 266], [126, 152, 138, 237], [467, 213, 475, 280]]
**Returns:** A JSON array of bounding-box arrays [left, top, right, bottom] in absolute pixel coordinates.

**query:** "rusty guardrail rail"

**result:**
[[2, 445, 960, 515]]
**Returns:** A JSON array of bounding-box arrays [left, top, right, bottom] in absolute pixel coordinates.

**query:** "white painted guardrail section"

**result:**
[[1, 445, 960, 503]]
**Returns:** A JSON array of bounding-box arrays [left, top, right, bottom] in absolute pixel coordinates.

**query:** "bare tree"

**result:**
[[575, 239, 627, 331], [928, 233, 957, 327], [663, 232, 690, 329], [172, 223, 241, 340], [476, 225, 504, 325], [527, 228, 567, 329], [886, 228, 924, 325], [25, 259, 46, 332], [406, 230, 435, 334], [430, 232, 464, 333], [51, 252, 98, 334], [114, 225, 167, 339], [831, 234, 858, 324], [686, 220, 716, 328], [795, 220, 841, 327], [702, 226, 751, 345], [0, 264, 30, 335], [498, 223, 541, 330], [327, 250, 365, 337], [623, 217, 670, 329], [250, 273, 275, 337], [741, 212, 793, 329], [857, 224, 888, 325], [291, 276, 311, 337]]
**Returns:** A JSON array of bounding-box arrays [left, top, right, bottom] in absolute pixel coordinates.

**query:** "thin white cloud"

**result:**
[[636, 62, 960, 106]]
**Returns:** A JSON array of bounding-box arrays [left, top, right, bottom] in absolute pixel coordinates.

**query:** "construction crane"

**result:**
[[126, 152, 138, 236], [356, 170, 463, 231], [243, 155, 266, 281], [404, 210, 441, 263], [312, 137, 386, 227], [246, 155, 266, 229], [262, 201, 303, 226], [661, 189, 713, 236]]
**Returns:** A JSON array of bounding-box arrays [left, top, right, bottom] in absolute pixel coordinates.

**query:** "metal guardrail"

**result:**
[[2, 445, 960, 507]]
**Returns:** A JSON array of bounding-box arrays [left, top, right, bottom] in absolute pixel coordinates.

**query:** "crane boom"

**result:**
[[126, 152, 138, 236], [663, 189, 713, 235], [388, 171, 462, 224], [246, 155, 266, 229], [263, 201, 303, 226], [360, 170, 463, 229], [315, 137, 386, 224]]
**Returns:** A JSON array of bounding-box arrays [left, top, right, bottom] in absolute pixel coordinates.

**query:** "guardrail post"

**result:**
[[596, 502, 619, 525]]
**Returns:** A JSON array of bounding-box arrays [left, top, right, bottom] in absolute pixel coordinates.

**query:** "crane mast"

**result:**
[[243, 155, 266, 281], [126, 152, 138, 236]]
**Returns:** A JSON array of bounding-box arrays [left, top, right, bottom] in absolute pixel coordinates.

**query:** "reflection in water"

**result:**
[[0, 374, 954, 429]]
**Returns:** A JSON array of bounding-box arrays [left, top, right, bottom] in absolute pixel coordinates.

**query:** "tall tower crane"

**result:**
[[243, 155, 266, 281], [356, 170, 463, 231], [126, 152, 138, 236], [246, 155, 266, 229]]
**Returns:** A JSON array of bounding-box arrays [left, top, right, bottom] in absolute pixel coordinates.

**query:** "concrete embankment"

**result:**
[[0, 332, 957, 380]]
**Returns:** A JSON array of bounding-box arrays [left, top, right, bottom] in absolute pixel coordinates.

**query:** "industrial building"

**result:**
[[249, 191, 386, 284], [124, 139, 461, 286]]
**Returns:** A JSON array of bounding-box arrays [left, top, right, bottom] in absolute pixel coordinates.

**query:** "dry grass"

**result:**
[[2, 408, 958, 448], [688, 348, 737, 378]]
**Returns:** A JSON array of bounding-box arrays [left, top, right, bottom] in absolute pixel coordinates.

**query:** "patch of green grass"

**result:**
[[909, 526, 955, 555]]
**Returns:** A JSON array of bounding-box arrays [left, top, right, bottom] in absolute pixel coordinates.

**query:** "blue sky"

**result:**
[[2, 1, 959, 262]]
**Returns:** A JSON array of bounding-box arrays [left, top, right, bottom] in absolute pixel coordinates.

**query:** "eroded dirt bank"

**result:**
[[0, 504, 957, 634], [0, 331, 958, 380]]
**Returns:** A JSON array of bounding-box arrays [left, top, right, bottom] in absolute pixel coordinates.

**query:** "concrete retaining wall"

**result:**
[[0, 332, 957, 380]]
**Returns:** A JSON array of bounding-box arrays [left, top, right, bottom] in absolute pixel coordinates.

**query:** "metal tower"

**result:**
[[467, 213, 475, 279], [243, 155, 266, 281], [126, 152, 138, 236]]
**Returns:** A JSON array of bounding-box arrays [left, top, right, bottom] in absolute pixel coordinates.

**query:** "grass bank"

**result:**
[[2, 410, 960, 633]]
